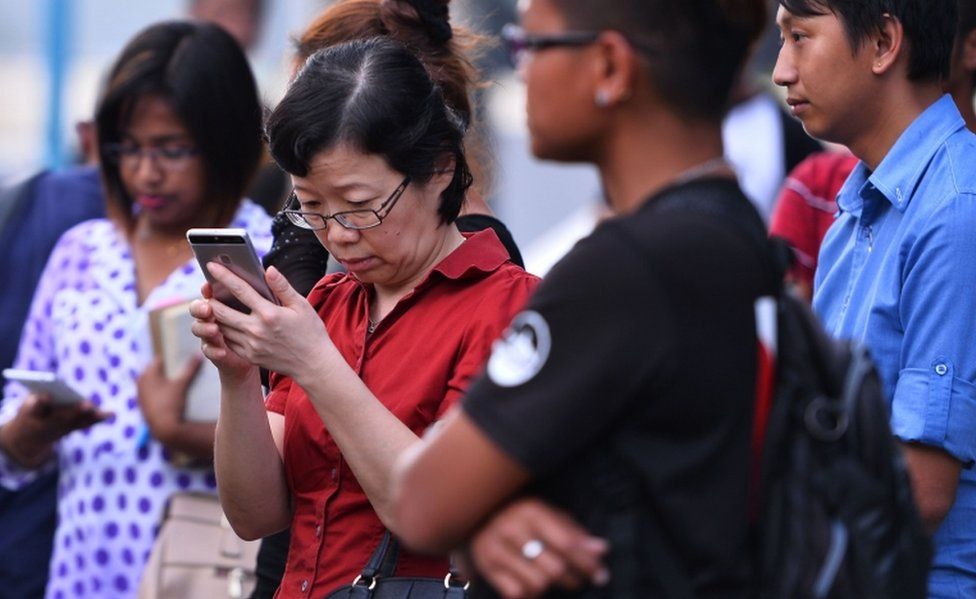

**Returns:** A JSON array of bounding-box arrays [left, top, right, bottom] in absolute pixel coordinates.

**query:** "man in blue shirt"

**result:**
[[775, 1, 976, 596]]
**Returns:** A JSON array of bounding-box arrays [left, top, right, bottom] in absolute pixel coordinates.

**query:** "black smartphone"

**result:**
[[186, 228, 278, 313]]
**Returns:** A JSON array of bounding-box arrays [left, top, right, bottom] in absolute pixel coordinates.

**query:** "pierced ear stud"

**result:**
[[595, 89, 611, 107]]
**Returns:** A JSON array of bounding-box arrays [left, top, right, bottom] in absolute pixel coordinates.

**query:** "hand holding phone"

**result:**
[[0, 370, 110, 467], [187, 228, 278, 313], [3, 369, 88, 405]]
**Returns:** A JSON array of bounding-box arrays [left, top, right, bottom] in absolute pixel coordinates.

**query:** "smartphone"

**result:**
[[186, 228, 278, 313], [2, 369, 88, 405]]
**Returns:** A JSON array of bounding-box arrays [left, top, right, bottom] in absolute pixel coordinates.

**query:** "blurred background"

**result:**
[[0, 0, 785, 270]]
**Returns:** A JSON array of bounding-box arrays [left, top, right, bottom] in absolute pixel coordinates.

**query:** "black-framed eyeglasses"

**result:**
[[501, 24, 599, 68], [500, 24, 656, 69], [102, 142, 200, 171], [280, 176, 411, 231]]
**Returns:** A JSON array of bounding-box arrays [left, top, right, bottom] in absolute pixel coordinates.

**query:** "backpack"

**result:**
[[627, 181, 932, 599], [754, 262, 932, 599]]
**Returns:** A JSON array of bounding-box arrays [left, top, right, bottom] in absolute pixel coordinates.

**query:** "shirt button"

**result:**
[[330, 468, 337, 480], [935, 364, 948, 376], [315, 524, 322, 538], [301, 579, 308, 592]]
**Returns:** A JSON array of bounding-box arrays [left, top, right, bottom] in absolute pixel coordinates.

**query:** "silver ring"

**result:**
[[521, 539, 545, 561]]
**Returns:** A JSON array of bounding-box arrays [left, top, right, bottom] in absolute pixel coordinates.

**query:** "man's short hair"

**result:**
[[553, 0, 767, 122], [779, 0, 957, 81]]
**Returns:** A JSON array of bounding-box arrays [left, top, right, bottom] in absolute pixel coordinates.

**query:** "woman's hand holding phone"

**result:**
[[189, 284, 257, 383], [0, 394, 111, 468], [197, 262, 337, 385]]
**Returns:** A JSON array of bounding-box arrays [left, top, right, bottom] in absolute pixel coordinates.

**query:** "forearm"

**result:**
[[902, 442, 962, 534], [157, 421, 216, 461], [298, 351, 420, 530], [214, 370, 291, 540]]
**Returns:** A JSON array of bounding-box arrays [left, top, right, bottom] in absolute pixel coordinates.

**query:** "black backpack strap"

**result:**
[[648, 179, 787, 295], [594, 453, 697, 599]]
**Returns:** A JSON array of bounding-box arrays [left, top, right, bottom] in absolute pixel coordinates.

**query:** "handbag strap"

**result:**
[[353, 530, 468, 589], [358, 530, 400, 581]]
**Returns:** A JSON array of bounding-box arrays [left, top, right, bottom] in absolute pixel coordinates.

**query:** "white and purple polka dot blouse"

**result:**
[[0, 200, 271, 599]]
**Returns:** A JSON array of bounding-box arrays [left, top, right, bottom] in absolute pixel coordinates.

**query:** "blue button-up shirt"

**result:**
[[814, 95, 976, 598]]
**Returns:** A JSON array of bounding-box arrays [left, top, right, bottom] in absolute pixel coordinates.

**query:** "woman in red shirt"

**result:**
[[190, 37, 537, 597]]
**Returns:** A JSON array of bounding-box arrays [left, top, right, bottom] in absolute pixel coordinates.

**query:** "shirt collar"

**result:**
[[839, 95, 965, 216], [335, 227, 512, 295], [430, 228, 510, 281]]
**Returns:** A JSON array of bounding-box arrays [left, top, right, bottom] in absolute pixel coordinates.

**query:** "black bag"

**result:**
[[324, 531, 468, 599], [756, 290, 932, 598], [647, 181, 932, 599]]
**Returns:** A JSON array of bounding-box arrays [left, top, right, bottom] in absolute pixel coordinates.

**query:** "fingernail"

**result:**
[[584, 537, 609, 552], [593, 568, 611, 586]]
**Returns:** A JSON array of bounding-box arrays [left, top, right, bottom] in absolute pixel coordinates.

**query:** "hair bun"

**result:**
[[402, 0, 453, 44]]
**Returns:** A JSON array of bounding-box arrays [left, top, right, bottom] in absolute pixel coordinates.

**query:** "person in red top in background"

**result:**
[[768, 151, 856, 300], [189, 37, 537, 597], [769, 0, 976, 301]]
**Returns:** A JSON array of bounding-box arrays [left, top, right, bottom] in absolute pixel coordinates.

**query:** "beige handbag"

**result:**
[[137, 493, 261, 599]]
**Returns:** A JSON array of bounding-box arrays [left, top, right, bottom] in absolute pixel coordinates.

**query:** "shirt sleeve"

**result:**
[[890, 192, 976, 465], [264, 372, 293, 415], [438, 271, 539, 419], [462, 226, 676, 475], [0, 232, 74, 488]]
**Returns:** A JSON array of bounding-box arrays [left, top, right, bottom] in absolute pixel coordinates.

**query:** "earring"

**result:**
[[595, 89, 611, 108]]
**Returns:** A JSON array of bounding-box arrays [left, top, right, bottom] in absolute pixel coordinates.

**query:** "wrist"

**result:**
[[218, 365, 261, 394], [147, 415, 181, 447], [292, 345, 341, 393], [0, 421, 53, 469]]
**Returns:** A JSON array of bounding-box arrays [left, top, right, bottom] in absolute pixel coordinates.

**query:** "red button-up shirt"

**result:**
[[265, 230, 538, 597]]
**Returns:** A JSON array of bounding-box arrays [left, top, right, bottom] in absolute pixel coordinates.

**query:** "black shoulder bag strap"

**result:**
[[341, 530, 467, 598], [593, 180, 786, 599], [593, 449, 697, 599]]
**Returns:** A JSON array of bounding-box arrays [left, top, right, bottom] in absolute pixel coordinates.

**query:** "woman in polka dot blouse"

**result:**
[[0, 22, 271, 599]]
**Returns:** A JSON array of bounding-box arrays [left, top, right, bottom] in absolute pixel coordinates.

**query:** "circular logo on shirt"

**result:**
[[487, 310, 551, 387]]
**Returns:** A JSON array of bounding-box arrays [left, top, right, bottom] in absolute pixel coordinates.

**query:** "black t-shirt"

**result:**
[[464, 178, 767, 598]]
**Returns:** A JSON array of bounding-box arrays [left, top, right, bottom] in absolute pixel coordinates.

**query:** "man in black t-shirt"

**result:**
[[392, 1, 769, 597], [462, 177, 767, 597]]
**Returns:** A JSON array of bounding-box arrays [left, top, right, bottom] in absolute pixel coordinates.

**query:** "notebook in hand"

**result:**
[[149, 301, 221, 422]]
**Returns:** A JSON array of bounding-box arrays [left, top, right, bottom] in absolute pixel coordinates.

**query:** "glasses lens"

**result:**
[[335, 210, 381, 230], [155, 146, 197, 171], [283, 211, 309, 229]]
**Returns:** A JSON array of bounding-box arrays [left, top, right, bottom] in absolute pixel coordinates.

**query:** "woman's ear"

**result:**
[[430, 155, 457, 194]]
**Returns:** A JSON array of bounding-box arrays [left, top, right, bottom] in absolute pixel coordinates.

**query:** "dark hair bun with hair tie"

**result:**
[[404, 0, 452, 43]]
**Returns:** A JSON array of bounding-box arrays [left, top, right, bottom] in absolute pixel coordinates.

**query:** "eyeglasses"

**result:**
[[500, 24, 657, 69], [281, 176, 411, 231], [102, 143, 200, 172], [501, 24, 600, 68]]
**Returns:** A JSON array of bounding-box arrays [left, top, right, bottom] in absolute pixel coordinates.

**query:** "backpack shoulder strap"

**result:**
[[593, 451, 697, 599]]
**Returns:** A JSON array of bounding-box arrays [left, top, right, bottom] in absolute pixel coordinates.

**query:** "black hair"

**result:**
[[95, 20, 264, 226], [551, 0, 767, 121], [267, 36, 472, 223], [779, 0, 957, 81]]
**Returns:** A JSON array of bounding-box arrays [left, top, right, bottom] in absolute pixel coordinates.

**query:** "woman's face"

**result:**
[[116, 94, 207, 233], [291, 145, 453, 290]]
